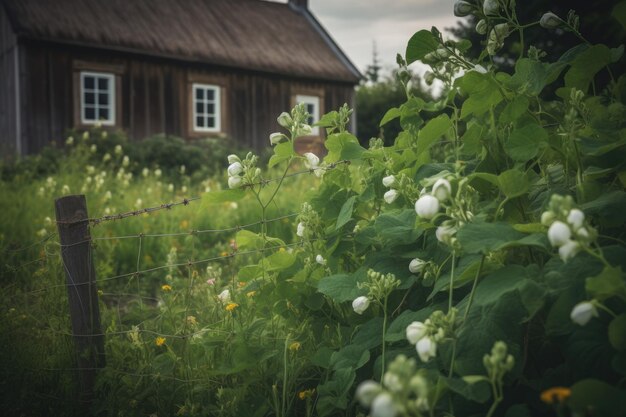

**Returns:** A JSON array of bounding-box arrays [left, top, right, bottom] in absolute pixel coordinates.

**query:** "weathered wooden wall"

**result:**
[[0, 6, 18, 157], [15, 40, 355, 155]]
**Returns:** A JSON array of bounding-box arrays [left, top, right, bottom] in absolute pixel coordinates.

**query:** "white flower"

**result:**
[[352, 296, 370, 315], [567, 209, 585, 230], [65, 136, 74, 145], [296, 222, 305, 237], [382, 175, 396, 188], [114, 145, 122, 155], [315, 254, 326, 266], [383, 372, 403, 393], [227, 154, 240, 164], [61, 185, 70, 194], [453, 0, 473, 17], [409, 258, 427, 274], [540, 12, 563, 29], [576, 227, 590, 240], [432, 178, 452, 202], [142, 168, 149, 177], [541, 211, 555, 226], [277, 112, 292, 129], [299, 124, 313, 136], [406, 321, 427, 344], [168, 183, 174, 192], [122, 155, 129, 167], [416, 336, 437, 362], [228, 176, 242, 189], [436, 223, 456, 245], [217, 289, 231, 303], [227, 162, 243, 177], [303, 152, 320, 169], [384, 189, 399, 204], [154, 168, 162, 178], [135, 198, 142, 208], [570, 301, 598, 326], [355, 380, 381, 408], [559, 240, 581, 262], [548, 221, 571, 247], [371, 392, 396, 417], [415, 195, 440, 219], [270, 132, 285, 145], [483, 0, 499, 16], [103, 153, 111, 162]]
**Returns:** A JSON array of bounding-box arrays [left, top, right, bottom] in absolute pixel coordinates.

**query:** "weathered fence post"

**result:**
[[54, 194, 105, 409]]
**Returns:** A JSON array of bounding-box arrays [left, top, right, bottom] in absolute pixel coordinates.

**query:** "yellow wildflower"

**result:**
[[246, 291, 257, 298], [162, 284, 172, 292], [221, 251, 229, 257], [540, 387, 571, 404], [186, 315, 197, 325], [238, 281, 246, 288], [289, 341, 301, 351], [180, 219, 189, 229], [298, 388, 315, 400], [225, 302, 239, 312], [155, 337, 166, 346]]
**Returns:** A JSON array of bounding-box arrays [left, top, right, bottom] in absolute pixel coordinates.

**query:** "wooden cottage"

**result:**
[[0, 0, 361, 156]]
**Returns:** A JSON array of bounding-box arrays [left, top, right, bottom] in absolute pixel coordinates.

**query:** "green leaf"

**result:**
[[268, 141, 295, 168], [440, 376, 491, 403], [380, 107, 401, 127], [506, 58, 549, 96], [201, 188, 246, 204], [335, 195, 356, 231], [325, 132, 366, 163], [316, 368, 355, 414], [613, 1, 626, 30], [317, 274, 364, 303], [374, 209, 421, 244], [497, 169, 529, 198], [499, 96, 529, 124], [406, 30, 439, 65], [263, 250, 296, 272], [457, 72, 504, 118], [580, 191, 626, 227], [461, 122, 485, 155], [330, 345, 370, 370], [609, 314, 626, 351], [352, 317, 384, 350], [505, 123, 547, 162], [457, 222, 530, 254], [564, 44, 613, 93], [235, 230, 264, 250], [569, 379, 626, 417], [585, 266, 626, 301], [416, 114, 452, 156]]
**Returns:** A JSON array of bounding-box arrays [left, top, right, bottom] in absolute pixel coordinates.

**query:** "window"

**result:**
[[80, 72, 115, 125], [295, 94, 320, 135], [192, 83, 221, 132]]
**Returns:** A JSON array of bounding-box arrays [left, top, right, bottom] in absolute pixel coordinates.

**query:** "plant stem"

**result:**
[[381, 296, 389, 378], [463, 255, 486, 322], [448, 251, 456, 312]]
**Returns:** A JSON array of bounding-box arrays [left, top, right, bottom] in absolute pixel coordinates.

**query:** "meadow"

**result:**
[[3, 2, 626, 416]]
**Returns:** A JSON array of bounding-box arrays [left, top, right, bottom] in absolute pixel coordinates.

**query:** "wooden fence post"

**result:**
[[54, 194, 105, 409]]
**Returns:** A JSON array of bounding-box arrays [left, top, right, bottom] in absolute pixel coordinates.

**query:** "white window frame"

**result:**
[[80, 71, 115, 125], [296, 94, 320, 135], [192, 83, 221, 133]]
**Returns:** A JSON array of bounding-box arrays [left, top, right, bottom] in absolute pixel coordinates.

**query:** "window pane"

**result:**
[[84, 76, 95, 89], [84, 107, 95, 120], [84, 92, 95, 105], [307, 116, 314, 126], [196, 102, 204, 114], [195, 88, 204, 100], [196, 116, 204, 128], [207, 117, 215, 128], [98, 93, 108, 105], [206, 89, 215, 100], [98, 77, 109, 90], [306, 104, 315, 115], [98, 108, 109, 120], [206, 103, 215, 115]]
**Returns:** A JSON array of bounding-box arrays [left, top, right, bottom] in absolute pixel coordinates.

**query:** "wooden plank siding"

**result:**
[[13, 41, 355, 155], [0, 5, 18, 157]]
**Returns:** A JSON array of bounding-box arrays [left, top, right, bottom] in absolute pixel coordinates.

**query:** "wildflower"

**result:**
[[559, 240, 581, 262], [384, 189, 399, 204], [61, 185, 70, 194], [315, 254, 327, 266], [155, 168, 162, 178], [303, 152, 320, 169], [406, 321, 427, 344], [82, 131, 89, 140], [382, 175, 396, 188], [142, 168, 149, 177], [548, 221, 571, 247], [567, 209, 585, 230], [135, 198, 143, 209], [206, 278, 216, 285], [181, 185, 187, 194], [352, 296, 370, 315], [227, 154, 240, 164], [483, 0, 499, 16], [540, 387, 571, 404], [415, 195, 439, 219], [355, 380, 382, 407], [122, 155, 129, 167], [570, 301, 598, 326], [453, 1, 473, 17], [228, 162, 243, 176], [409, 258, 427, 274], [186, 315, 197, 325], [298, 388, 315, 400], [270, 132, 285, 145], [371, 392, 396, 417], [161, 284, 172, 292], [218, 289, 231, 303], [432, 178, 451, 202], [296, 222, 305, 237], [540, 12, 564, 29], [228, 175, 242, 189], [436, 223, 456, 245], [277, 112, 292, 129], [103, 153, 111, 162], [114, 144, 122, 155], [416, 336, 437, 362], [246, 291, 256, 297], [65, 136, 74, 145], [225, 302, 239, 312], [155, 337, 166, 346], [289, 341, 301, 351]]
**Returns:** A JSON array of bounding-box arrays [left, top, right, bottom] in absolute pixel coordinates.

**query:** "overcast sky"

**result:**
[[276, 0, 462, 75]]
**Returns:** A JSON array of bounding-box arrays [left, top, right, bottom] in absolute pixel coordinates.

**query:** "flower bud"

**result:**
[[540, 12, 564, 29], [570, 301, 598, 326], [371, 392, 396, 417], [228, 175, 242, 189], [296, 222, 305, 237], [352, 296, 370, 315], [382, 175, 396, 188], [453, 1, 473, 17], [355, 380, 381, 408], [409, 258, 427, 274], [436, 223, 456, 244], [303, 152, 320, 169], [432, 178, 452, 202], [299, 124, 313, 136], [548, 221, 571, 247], [558, 240, 581, 262], [406, 321, 427, 344], [384, 189, 399, 204], [541, 211, 555, 226], [483, 0, 499, 16], [415, 195, 440, 219], [269, 132, 284, 145], [315, 254, 327, 266], [227, 154, 240, 164], [227, 162, 243, 177], [416, 336, 437, 362], [476, 19, 488, 35], [567, 209, 585, 230], [277, 112, 292, 129]]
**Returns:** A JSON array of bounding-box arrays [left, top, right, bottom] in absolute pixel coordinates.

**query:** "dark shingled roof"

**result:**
[[1, 0, 361, 83]]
